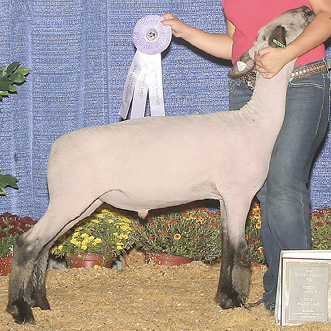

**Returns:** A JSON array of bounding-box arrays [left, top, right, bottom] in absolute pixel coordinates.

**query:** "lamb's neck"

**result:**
[[242, 60, 296, 124]]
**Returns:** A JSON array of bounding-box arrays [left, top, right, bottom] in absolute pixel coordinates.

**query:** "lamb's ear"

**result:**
[[268, 25, 286, 48], [229, 50, 255, 78]]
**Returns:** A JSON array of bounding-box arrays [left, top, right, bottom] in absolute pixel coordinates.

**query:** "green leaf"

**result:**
[[0, 90, 9, 96], [0, 76, 11, 84], [8, 85, 17, 92], [11, 72, 26, 84], [0, 79, 12, 91], [7, 62, 20, 75], [0, 173, 18, 195], [0, 66, 7, 77], [16, 67, 30, 75]]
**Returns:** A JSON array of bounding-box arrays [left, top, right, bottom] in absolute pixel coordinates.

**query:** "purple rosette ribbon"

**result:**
[[119, 15, 172, 119]]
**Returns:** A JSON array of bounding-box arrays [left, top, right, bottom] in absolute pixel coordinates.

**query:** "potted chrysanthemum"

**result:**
[[245, 202, 331, 265], [51, 204, 135, 268], [310, 207, 331, 250], [245, 200, 265, 265], [0, 213, 37, 275], [130, 203, 222, 265]]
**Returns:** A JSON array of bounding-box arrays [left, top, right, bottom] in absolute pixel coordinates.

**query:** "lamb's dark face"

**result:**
[[257, 6, 315, 45], [229, 6, 315, 78]]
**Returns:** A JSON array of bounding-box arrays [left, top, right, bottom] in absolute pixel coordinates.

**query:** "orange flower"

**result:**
[[257, 246, 264, 253], [256, 222, 261, 229], [163, 221, 170, 228]]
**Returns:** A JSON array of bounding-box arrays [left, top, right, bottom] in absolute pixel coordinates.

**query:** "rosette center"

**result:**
[[145, 28, 159, 42]]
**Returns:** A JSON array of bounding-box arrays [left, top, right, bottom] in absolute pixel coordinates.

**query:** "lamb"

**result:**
[[7, 6, 314, 324]]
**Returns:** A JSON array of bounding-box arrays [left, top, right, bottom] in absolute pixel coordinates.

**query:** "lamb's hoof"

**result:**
[[7, 300, 35, 325], [31, 296, 51, 310], [215, 291, 243, 309]]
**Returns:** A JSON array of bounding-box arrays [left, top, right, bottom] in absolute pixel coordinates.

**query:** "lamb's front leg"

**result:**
[[215, 197, 252, 308]]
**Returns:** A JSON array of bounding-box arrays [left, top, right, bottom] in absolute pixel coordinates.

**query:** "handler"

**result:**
[[162, 0, 331, 312]]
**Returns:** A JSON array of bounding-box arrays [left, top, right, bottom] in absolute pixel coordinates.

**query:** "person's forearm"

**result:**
[[283, 10, 331, 62], [180, 26, 233, 60]]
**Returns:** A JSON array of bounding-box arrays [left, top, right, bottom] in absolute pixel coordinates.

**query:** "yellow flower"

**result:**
[[95, 213, 105, 219], [91, 219, 100, 224], [174, 234, 181, 240], [58, 245, 63, 251], [89, 236, 95, 241], [256, 222, 262, 229], [108, 219, 114, 224], [101, 208, 112, 214], [94, 238, 102, 244], [70, 238, 82, 247], [72, 232, 80, 238], [120, 216, 131, 223], [81, 233, 89, 239], [75, 226, 83, 232], [120, 225, 132, 232], [113, 232, 119, 237], [81, 245, 88, 250], [82, 238, 89, 245], [93, 265, 102, 269]]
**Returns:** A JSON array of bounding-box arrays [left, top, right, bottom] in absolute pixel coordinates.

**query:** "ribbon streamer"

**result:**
[[119, 15, 172, 119]]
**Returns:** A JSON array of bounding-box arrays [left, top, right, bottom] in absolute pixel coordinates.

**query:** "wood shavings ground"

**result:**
[[0, 262, 329, 330]]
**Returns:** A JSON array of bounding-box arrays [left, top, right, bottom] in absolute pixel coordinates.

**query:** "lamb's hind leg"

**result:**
[[7, 199, 103, 324], [7, 226, 48, 325], [29, 242, 54, 310], [215, 196, 252, 308]]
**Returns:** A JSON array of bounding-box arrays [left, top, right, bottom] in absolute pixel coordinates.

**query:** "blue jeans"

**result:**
[[229, 62, 330, 310]]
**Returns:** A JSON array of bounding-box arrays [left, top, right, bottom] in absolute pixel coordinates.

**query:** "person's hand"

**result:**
[[161, 13, 190, 38], [254, 47, 289, 78]]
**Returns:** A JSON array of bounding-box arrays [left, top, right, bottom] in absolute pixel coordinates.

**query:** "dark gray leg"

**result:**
[[215, 198, 252, 308], [7, 200, 102, 324], [30, 244, 52, 310], [7, 234, 40, 324], [216, 240, 251, 308]]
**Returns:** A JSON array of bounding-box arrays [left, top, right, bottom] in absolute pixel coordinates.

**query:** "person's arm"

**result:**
[[162, 13, 234, 60], [255, 0, 331, 78]]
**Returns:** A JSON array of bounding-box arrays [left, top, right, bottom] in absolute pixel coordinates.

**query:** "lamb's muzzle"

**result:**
[[7, 6, 314, 325]]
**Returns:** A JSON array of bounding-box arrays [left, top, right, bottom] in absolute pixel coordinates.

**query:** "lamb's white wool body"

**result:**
[[45, 61, 293, 239], [7, 6, 315, 325]]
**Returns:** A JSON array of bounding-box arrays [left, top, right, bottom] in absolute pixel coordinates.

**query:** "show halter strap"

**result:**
[[272, 38, 286, 49], [119, 15, 172, 119]]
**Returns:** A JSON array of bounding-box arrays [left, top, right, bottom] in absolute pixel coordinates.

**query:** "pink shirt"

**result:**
[[222, 0, 325, 66]]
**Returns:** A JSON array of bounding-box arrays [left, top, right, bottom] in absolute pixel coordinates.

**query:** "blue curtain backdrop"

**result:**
[[0, 0, 330, 220]]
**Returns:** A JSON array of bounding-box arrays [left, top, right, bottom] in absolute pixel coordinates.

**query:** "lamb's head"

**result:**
[[229, 6, 315, 78]]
